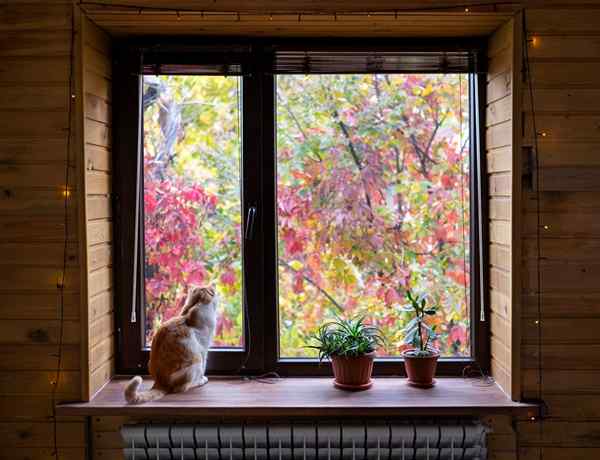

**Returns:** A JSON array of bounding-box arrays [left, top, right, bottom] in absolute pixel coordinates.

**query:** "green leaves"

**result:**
[[401, 288, 439, 355], [307, 316, 386, 361]]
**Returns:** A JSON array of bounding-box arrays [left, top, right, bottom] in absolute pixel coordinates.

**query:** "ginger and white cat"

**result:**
[[124, 286, 218, 404]]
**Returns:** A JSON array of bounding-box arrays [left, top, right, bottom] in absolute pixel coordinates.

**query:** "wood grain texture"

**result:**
[[520, 10, 600, 456], [80, 15, 115, 400], [0, 3, 88, 458], [486, 17, 521, 401], [81, 7, 510, 37], [7, 3, 600, 460], [57, 377, 535, 417]]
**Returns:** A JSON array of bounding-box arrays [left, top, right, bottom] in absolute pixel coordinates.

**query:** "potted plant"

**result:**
[[401, 290, 440, 387], [308, 316, 385, 391]]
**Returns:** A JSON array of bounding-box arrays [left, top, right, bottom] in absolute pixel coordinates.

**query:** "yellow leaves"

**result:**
[[289, 260, 303, 271], [422, 83, 434, 97]]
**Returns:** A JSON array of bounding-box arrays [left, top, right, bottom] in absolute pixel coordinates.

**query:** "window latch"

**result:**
[[245, 206, 257, 240]]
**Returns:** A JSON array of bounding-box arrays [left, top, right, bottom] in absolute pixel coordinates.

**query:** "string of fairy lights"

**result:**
[[49, 3, 548, 457], [78, 0, 524, 19], [50, 3, 76, 459]]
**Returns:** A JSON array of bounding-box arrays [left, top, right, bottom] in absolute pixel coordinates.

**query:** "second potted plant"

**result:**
[[401, 290, 440, 388], [309, 316, 384, 391]]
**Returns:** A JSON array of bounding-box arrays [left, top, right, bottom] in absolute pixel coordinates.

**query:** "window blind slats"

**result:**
[[136, 44, 483, 75], [272, 51, 481, 74], [142, 63, 243, 75]]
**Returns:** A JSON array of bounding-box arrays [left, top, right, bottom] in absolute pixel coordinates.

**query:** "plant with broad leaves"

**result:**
[[307, 316, 386, 362], [401, 289, 439, 357]]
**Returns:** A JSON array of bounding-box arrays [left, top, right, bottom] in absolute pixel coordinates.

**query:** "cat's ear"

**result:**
[[181, 286, 200, 316], [206, 285, 216, 298]]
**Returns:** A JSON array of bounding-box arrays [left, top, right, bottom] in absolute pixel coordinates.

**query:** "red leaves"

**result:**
[[143, 162, 221, 340], [220, 269, 236, 286], [275, 74, 472, 357], [292, 275, 304, 294], [384, 288, 401, 306]]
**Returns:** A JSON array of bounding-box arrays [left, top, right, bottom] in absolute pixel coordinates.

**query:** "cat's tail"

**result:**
[[124, 376, 166, 404]]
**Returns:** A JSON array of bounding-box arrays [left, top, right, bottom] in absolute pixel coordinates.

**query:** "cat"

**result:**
[[124, 285, 218, 404]]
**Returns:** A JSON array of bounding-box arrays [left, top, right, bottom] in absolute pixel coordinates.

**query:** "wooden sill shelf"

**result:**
[[56, 377, 536, 417]]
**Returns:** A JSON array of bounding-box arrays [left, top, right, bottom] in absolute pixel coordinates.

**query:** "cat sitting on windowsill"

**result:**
[[124, 286, 218, 404]]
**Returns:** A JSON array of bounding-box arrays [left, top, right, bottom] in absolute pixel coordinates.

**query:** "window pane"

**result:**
[[142, 75, 243, 349], [276, 74, 470, 358]]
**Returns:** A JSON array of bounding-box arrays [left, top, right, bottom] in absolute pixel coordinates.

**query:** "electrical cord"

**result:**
[[51, 4, 76, 458], [522, 12, 545, 460], [462, 362, 495, 387], [78, 1, 523, 15]]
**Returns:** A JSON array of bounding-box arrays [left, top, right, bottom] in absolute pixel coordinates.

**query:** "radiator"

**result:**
[[121, 420, 489, 460]]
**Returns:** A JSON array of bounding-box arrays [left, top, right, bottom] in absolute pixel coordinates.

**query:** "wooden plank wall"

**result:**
[[487, 18, 519, 399], [0, 1, 87, 459], [3, 2, 600, 460], [82, 15, 115, 399], [517, 7, 600, 460]]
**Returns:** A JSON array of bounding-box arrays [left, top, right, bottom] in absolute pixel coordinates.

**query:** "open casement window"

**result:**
[[114, 39, 488, 375]]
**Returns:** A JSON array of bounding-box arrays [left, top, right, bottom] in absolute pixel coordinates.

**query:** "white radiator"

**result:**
[[121, 420, 489, 460]]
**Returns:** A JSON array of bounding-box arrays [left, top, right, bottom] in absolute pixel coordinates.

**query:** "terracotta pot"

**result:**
[[330, 352, 375, 390], [402, 350, 439, 388]]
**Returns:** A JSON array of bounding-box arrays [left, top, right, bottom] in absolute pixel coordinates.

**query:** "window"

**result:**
[[114, 41, 487, 375], [141, 75, 244, 350]]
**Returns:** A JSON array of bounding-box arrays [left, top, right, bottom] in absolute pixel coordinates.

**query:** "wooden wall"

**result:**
[[0, 2, 87, 459], [517, 7, 600, 460], [81, 15, 115, 400], [3, 2, 600, 460], [486, 17, 522, 400]]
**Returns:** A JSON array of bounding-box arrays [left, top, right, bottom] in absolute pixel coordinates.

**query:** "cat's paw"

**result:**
[[199, 376, 208, 386]]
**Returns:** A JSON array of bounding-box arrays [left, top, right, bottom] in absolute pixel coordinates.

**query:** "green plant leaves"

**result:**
[[307, 316, 386, 360]]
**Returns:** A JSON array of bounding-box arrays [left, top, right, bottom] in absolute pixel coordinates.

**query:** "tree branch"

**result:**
[[277, 92, 322, 162], [278, 259, 344, 313], [331, 108, 375, 215]]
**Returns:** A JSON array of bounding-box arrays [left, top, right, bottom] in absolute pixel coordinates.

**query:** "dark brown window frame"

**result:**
[[113, 37, 489, 377]]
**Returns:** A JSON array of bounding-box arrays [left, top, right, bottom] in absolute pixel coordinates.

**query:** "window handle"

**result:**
[[245, 206, 257, 240]]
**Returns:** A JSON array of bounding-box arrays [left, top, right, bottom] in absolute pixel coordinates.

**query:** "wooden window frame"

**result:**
[[113, 38, 489, 377]]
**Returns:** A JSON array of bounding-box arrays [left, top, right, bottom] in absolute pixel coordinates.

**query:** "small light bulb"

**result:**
[[535, 320, 540, 325], [464, 7, 470, 13], [61, 186, 71, 198], [543, 225, 550, 230]]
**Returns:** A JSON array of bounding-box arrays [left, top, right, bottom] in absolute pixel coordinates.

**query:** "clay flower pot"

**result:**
[[402, 350, 439, 388], [330, 352, 375, 391]]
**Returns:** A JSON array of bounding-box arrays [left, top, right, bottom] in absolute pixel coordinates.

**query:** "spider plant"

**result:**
[[401, 289, 439, 357], [308, 316, 385, 362]]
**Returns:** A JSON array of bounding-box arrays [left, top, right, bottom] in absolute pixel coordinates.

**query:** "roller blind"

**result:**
[[134, 42, 484, 75], [271, 49, 482, 74], [138, 44, 252, 75]]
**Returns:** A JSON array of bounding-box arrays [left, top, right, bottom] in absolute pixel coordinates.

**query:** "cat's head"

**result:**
[[182, 285, 219, 326], [186, 285, 217, 307], [186, 286, 218, 309]]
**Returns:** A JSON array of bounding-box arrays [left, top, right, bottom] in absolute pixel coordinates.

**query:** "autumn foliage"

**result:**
[[142, 73, 471, 357]]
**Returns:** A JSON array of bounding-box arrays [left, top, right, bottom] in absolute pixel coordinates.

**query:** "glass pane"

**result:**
[[276, 74, 470, 358], [142, 75, 243, 349]]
